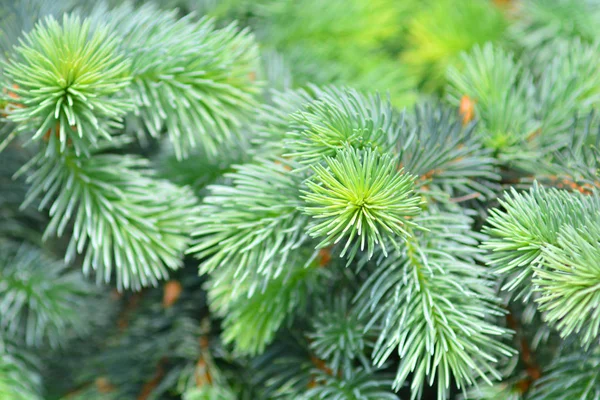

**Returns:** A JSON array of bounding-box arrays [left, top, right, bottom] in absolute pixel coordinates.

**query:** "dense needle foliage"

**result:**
[[2, 0, 600, 399]]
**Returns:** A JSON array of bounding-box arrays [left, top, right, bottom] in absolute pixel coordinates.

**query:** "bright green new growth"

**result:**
[[303, 146, 421, 260], [484, 183, 600, 348], [4, 14, 131, 156], [19, 137, 198, 290]]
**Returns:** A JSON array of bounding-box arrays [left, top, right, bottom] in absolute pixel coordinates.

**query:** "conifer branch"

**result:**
[[0, 241, 95, 348], [101, 3, 261, 159], [484, 184, 600, 296], [188, 160, 311, 289], [0, 335, 41, 400], [529, 347, 600, 399], [302, 146, 421, 260], [447, 44, 538, 159], [536, 223, 600, 347], [4, 14, 131, 156], [285, 88, 400, 164], [357, 211, 513, 399], [18, 137, 198, 290]]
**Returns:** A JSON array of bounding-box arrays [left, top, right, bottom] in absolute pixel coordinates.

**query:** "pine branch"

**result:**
[[284, 88, 401, 165], [535, 40, 600, 140], [0, 240, 96, 348], [4, 14, 131, 157], [446, 44, 539, 161], [535, 222, 600, 347], [251, 87, 316, 155], [308, 291, 374, 377], [0, 334, 42, 400], [19, 137, 198, 290], [98, 3, 261, 159], [302, 146, 421, 260], [208, 255, 324, 355], [398, 103, 499, 201], [529, 347, 600, 400], [483, 183, 599, 301], [357, 210, 513, 399], [188, 160, 311, 289]]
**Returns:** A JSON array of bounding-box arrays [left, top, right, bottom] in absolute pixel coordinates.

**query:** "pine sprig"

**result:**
[[357, 211, 513, 399], [285, 88, 402, 165], [398, 103, 499, 201], [308, 291, 373, 377], [302, 366, 399, 400], [0, 241, 94, 348], [101, 3, 260, 159], [303, 146, 421, 260], [529, 348, 600, 400], [0, 335, 41, 400], [4, 14, 131, 156], [483, 183, 600, 300], [188, 160, 311, 291], [19, 137, 198, 290], [209, 258, 323, 355], [446, 44, 538, 159], [536, 222, 600, 347], [535, 39, 600, 141]]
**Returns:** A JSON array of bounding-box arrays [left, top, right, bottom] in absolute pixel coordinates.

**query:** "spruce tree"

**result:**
[[1, 1, 600, 399]]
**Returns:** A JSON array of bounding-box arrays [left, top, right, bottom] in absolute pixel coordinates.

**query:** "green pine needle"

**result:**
[[303, 146, 422, 260], [4, 14, 131, 156]]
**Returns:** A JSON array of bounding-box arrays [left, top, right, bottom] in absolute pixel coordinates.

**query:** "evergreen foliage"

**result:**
[[4, 14, 131, 156], [3, 0, 600, 399]]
